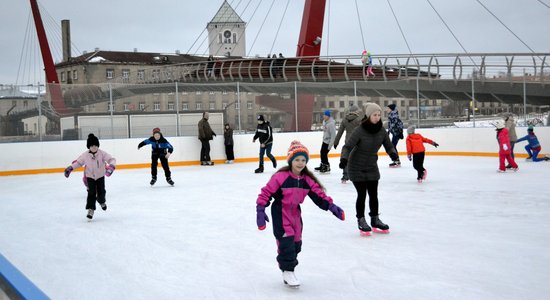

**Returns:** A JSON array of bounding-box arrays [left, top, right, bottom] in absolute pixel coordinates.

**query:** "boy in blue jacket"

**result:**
[[516, 126, 549, 162], [138, 128, 175, 185]]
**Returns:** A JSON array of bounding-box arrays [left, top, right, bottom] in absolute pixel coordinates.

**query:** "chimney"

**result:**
[[61, 20, 71, 62]]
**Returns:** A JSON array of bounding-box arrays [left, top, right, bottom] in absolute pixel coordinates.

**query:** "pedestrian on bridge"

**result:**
[[198, 112, 216, 166]]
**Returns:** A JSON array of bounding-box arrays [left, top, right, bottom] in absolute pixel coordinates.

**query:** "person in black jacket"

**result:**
[[224, 123, 235, 164], [253, 115, 277, 173], [138, 127, 174, 186]]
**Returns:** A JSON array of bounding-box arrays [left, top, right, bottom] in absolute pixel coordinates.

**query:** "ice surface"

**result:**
[[1, 156, 549, 300]]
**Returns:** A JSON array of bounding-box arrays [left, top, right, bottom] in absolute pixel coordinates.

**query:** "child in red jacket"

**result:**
[[494, 120, 518, 172], [406, 126, 439, 183]]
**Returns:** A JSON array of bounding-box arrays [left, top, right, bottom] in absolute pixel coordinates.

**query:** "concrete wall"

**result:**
[[1, 127, 548, 175]]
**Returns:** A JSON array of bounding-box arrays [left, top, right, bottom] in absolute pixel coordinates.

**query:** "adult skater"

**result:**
[[494, 120, 518, 172], [340, 103, 398, 235], [224, 123, 235, 164], [64, 133, 116, 220], [317, 110, 336, 174], [516, 125, 549, 162], [253, 115, 277, 173], [256, 140, 345, 288], [405, 126, 439, 183], [334, 104, 363, 183], [504, 113, 517, 167], [386, 104, 403, 168], [198, 112, 216, 166], [138, 127, 174, 186]]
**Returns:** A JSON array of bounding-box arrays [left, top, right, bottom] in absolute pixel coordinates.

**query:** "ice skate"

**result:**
[[525, 156, 532, 162], [272, 159, 277, 169], [206, 161, 215, 166], [341, 175, 349, 184], [319, 163, 331, 174], [150, 177, 157, 186], [511, 167, 518, 172], [314, 164, 322, 172], [358, 217, 372, 236], [254, 165, 264, 173], [86, 209, 94, 220], [389, 160, 401, 168], [201, 161, 207, 166], [417, 179, 423, 183], [422, 169, 428, 180], [371, 215, 390, 234], [497, 169, 506, 173], [100, 203, 107, 211], [282, 271, 300, 288], [167, 177, 174, 186]]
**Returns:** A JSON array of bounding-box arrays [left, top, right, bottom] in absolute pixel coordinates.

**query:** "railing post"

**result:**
[[37, 83, 43, 142], [416, 76, 420, 128], [237, 81, 241, 131], [354, 80, 357, 105], [175, 81, 180, 136], [109, 83, 114, 139], [472, 70, 476, 128], [294, 81, 298, 133], [523, 68, 527, 123]]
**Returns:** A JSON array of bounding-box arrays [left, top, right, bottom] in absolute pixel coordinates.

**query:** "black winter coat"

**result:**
[[253, 122, 273, 145]]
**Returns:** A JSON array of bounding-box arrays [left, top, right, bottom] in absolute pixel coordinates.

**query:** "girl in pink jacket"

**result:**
[[64, 134, 116, 219], [256, 140, 345, 288], [494, 120, 518, 172]]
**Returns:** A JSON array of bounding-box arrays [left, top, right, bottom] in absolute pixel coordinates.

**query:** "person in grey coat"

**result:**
[[317, 110, 336, 173], [504, 113, 517, 167], [339, 103, 399, 235], [334, 105, 364, 182]]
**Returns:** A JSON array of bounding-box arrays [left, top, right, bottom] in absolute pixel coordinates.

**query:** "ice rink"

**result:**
[[1, 156, 549, 300]]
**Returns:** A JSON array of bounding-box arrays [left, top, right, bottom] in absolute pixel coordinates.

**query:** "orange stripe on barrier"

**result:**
[[0, 152, 529, 176]]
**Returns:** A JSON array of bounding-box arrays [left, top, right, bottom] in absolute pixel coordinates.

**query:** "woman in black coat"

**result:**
[[340, 103, 399, 235]]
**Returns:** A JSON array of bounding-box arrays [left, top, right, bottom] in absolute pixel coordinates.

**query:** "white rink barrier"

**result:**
[[0, 127, 548, 175]]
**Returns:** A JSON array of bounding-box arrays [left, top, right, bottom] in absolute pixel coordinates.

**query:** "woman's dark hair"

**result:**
[[275, 165, 325, 191]]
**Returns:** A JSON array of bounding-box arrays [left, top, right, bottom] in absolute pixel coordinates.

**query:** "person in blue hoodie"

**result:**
[[138, 127, 175, 185], [516, 126, 549, 162]]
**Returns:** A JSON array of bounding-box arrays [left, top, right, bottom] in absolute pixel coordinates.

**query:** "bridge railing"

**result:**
[[107, 53, 550, 85]]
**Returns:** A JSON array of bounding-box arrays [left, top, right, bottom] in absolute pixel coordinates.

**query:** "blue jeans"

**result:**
[[260, 143, 276, 166], [525, 145, 544, 162]]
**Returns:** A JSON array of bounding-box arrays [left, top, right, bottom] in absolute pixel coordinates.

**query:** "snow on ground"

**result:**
[[1, 156, 550, 300]]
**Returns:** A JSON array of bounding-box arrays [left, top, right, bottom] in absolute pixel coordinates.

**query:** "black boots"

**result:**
[[167, 177, 174, 186], [150, 177, 157, 186], [255, 165, 264, 173], [371, 215, 389, 231]]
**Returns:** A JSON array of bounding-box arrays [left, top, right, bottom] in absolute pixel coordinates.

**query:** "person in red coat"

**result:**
[[406, 126, 439, 182], [494, 120, 518, 172]]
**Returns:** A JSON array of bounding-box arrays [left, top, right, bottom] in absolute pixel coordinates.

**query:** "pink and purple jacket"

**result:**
[[70, 149, 116, 180], [256, 170, 334, 242]]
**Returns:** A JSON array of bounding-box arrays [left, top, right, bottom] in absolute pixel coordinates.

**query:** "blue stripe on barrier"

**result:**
[[0, 253, 49, 300]]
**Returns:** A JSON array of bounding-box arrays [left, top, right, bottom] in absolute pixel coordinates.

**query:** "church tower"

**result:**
[[207, 1, 246, 57]]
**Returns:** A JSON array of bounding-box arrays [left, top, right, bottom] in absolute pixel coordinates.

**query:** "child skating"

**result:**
[[64, 133, 116, 220], [138, 128, 174, 186], [340, 103, 397, 236], [494, 120, 518, 172], [256, 140, 345, 288], [405, 126, 439, 183], [516, 126, 549, 162]]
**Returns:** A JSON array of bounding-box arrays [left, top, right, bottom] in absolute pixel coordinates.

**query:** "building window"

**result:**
[[139, 102, 145, 111], [222, 102, 228, 109], [218, 33, 222, 44], [328, 101, 334, 108], [196, 102, 202, 110], [106, 69, 114, 79], [23, 100, 28, 108], [196, 91, 202, 95], [222, 90, 227, 95], [233, 33, 237, 44], [122, 69, 130, 79], [339, 101, 345, 107], [73, 70, 78, 80], [124, 103, 130, 111], [153, 102, 160, 111], [137, 70, 144, 80], [235, 102, 240, 109], [223, 30, 232, 43], [182, 102, 189, 110], [209, 102, 215, 110], [168, 102, 175, 111], [61, 72, 66, 82], [247, 101, 253, 110]]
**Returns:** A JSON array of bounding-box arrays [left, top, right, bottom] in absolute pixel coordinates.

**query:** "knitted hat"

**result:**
[[257, 115, 265, 122], [287, 140, 309, 165], [494, 120, 505, 129], [387, 104, 396, 111], [364, 103, 382, 119], [349, 105, 360, 113], [324, 110, 331, 117], [407, 125, 415, 135], [528, 125, 534, 132], [86, 133, 100, 149], [153, 127, 161, 134]]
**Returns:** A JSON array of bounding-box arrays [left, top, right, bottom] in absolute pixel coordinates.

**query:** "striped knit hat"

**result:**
[[287, 140, 309, 165]]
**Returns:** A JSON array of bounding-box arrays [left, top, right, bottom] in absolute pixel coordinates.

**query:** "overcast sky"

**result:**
[[1, 0, 549, 84]]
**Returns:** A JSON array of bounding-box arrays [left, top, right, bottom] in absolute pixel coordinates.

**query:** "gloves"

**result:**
[[105, 164, 116, 177], [328, 203, 345, 220], [503, 144, 508, 151], [213, 133, 217, 137], [339, 158, 348, 169], [333, 144, 338, 149], [433, 142, 439, 148], [256, 205, 269, 230], [64, 166, 73, 178], [165, 152, 171, 159], [137, 141, 145, 149], [408, 155, 412, 161]]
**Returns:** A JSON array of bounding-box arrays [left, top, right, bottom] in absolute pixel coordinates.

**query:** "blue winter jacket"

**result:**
[[138, 135, 174, 155], [516, 132, 541, 150]]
